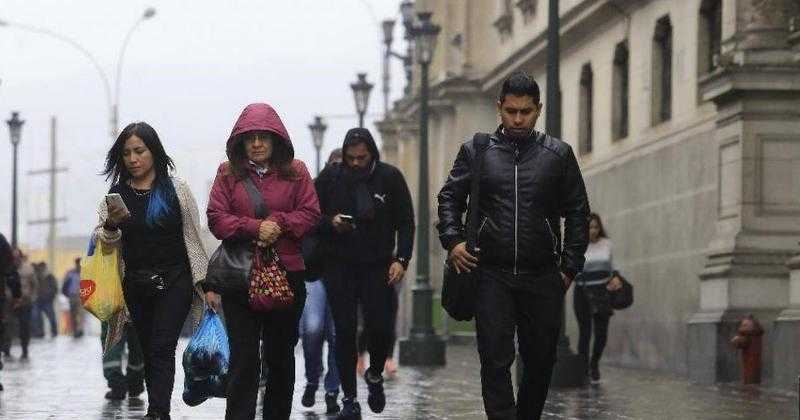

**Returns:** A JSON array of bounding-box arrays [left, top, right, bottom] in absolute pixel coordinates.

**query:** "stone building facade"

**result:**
[[377, 0, 800, 389]]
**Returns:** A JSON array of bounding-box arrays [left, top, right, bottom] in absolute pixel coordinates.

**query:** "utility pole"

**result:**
[[27, 117, 67, 269]]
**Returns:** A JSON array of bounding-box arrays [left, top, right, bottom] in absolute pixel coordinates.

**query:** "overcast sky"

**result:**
[[0, 0, 408, 248]]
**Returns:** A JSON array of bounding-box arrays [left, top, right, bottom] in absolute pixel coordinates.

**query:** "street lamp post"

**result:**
[[398, 11, 446, 367], [308, 115, 327, 176], [6, 111, 24, 248], [380, 0, 417, 115], [0, 8, 156, 139], [350, 73, 373, 128], [546, 0, 586, 388]]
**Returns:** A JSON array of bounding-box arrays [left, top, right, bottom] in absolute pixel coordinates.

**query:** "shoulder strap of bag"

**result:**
[[242, 176, 269, 219], [465, 133, 490, 252]]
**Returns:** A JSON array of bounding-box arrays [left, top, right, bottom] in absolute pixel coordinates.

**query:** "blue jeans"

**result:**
[[299, 279, 340, 394]]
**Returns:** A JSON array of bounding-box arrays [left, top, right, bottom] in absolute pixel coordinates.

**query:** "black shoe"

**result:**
[[0, 382, 4, 391], [325, 392, 341, 414], [105, 388, 127, 400], [589, 366, 601, 383], [143, 413, 171, 420], [129, 384, 145, 398], [301, 385, 317, 408], [364, 368, 386, 413], [335, 399, 361, 420]]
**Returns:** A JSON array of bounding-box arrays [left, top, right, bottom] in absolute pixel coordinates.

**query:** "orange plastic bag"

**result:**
[[80, 237, 125, 321]]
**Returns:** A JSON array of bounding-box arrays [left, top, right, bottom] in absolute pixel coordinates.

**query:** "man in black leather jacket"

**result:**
[[437, 71, 590, 420]]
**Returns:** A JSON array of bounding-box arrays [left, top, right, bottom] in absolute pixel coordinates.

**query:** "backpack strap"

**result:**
[[242, 176, 269, 219], [465, 133, 491, 252]]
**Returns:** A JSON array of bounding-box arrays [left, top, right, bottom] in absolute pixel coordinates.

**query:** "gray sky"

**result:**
[[0, 0, 407, 248]]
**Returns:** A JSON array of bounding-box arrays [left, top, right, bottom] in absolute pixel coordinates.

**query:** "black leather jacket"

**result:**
[[437, 127, 590, 279]]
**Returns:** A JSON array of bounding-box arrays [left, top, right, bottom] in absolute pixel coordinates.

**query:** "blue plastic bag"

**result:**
[[182, 308, 230, 406]]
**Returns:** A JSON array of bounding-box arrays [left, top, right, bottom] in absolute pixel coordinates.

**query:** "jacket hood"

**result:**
[[227, 103, 293, 159], [342, 127, 380, 162]]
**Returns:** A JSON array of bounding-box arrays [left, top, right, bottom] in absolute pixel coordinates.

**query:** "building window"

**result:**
[[698, 0, 722, 76], [612, 41, 629, 141], [652, 16, 673, 125], [494, 0, 513, 41], [579, 63, 593, 155]]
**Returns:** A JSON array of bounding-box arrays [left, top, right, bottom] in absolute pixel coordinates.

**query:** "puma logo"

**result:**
[[374, 193, 387, 203]]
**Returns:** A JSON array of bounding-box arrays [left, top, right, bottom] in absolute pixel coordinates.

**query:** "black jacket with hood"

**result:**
[[437, 126, 590, 280], [315, 128, 415, 268]]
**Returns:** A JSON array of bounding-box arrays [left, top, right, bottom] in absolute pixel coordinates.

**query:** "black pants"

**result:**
[[573, 285, 611, 369], [124, 267, 193, 415], [15, 306, 31, 355], [357, 285, 399, 357], [223, 271, 306, 420], [325, 261, 394, 400], [475, 268, 565, 420]]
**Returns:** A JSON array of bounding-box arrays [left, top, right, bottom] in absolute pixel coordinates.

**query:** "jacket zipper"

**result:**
[[476, 216, 489, 242], [514, 149, 519, 275], [544, 218, 559, 264]]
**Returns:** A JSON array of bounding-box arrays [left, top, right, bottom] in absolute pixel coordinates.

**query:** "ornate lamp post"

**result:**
[[308, 115, 327, 176], [350, 73, 374, 128], [398, 11, 446, 367], [6, 111, 24, 248]]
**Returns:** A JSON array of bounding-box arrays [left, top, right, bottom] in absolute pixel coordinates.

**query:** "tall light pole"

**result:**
[[308, 115, 327, 176], [398, 11, 446, 367], [6, 111, 24, 248], [0, 7, 156, 139], [380, 0, 417, 116], [547, 0, 586, 388], [350, 73, 373, 128]]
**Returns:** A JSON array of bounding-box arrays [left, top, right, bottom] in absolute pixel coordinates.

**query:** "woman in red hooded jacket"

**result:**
[[204, 103, 320, 420]]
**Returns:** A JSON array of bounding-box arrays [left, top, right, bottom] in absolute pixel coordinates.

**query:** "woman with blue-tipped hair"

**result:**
[[94, 122, 207, 420]]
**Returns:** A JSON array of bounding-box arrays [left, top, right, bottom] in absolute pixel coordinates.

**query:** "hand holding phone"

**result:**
[[105, 193, 131, 227], [333, 214, 356, 234]]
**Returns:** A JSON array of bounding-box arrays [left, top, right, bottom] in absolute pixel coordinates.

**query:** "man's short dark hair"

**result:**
[[499, 71, 541, 103]]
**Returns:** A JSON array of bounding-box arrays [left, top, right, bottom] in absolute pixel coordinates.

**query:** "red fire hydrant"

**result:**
[[730, 315, 764, 384]]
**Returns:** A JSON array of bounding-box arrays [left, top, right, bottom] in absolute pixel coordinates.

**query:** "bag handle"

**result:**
[[242, 177, 269, 219], [465, 133, 490, 252]]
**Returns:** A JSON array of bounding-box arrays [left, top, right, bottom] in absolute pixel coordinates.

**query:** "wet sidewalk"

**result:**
[[0, 336, 796, 419]]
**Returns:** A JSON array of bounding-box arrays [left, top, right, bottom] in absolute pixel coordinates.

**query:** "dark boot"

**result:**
[[105, 388, 127, 400], [325, 391, 341, 414], [364, 368, 385, 413], [301, 384, 317, 408], [335, 399, 361, 420]]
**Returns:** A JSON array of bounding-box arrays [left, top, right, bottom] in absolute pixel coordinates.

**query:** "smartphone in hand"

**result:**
[[105, 193, 130, 214]]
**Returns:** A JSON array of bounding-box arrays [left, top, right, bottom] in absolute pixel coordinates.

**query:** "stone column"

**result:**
[[689, 0, 800, 387], [773, 248, 800, 388]]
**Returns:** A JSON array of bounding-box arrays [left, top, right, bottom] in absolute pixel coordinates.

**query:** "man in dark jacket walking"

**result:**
[[437, 71, 590, 420], [32, 262, 58, 338], [315, 128, 414, 419]]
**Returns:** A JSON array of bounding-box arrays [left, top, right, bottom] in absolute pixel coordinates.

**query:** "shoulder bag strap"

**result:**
[[465, 133, 490, 252], [242, 176, 269, 219]]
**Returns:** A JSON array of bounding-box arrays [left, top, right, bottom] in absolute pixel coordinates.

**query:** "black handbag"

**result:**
[[441, 133, 490, 322], [204, 177, 268, 293], [608, 274, 633, 310]]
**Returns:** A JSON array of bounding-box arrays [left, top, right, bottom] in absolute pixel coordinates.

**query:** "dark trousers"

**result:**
[[223, 272, 306, 420], [475, 268, 564, 420], [124, 268, 193, 415], [32, 299, 58, 337], [15, 306, 31, 355], [573, 285, 611, 368], [357, 286, 399, 358], [325, 261, 394, 400], [101, 322, 145, 391]]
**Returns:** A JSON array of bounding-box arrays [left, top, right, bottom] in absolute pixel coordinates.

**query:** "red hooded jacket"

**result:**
[[207, 103, 320, 271]]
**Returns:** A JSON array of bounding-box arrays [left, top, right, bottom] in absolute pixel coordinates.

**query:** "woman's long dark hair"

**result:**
[[227, 131, 296, 180], [589, 212, 609, 239], [102, 122, 178, 226]]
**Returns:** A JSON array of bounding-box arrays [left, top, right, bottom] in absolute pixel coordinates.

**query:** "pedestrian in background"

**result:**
[[61, 257, 84, 338], [315, 128, 415, 420], [11, 249, 36, 360], [0, 233, 22, 390], [437, 71, 590, 420], [205, 103, 319, 420], [100, 322, 145, 400], [299, 148, 343, 415], [31, 262, 58, 338], [573, 212, 623, 384], [96, 121, 207, 419]]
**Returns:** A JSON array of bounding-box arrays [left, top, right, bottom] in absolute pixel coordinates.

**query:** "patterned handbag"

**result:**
[[248, 243, 294, 312]]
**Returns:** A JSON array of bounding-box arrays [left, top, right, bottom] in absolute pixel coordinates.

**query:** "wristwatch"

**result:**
[[394, 257, 409, 270]]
